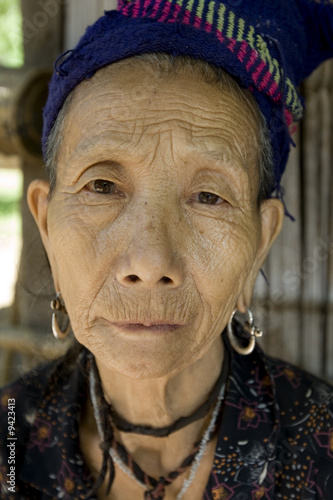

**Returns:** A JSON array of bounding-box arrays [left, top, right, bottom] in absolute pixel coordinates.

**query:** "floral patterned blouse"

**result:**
[[0, 338, 333, 500]]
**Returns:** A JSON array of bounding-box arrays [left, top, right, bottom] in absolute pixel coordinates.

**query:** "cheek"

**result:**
[[186, 218, 259, 308], [47, 202, 110, 317]]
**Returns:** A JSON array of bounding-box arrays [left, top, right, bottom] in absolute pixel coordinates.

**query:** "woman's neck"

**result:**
[[82, 336, 224, 478], [95, 336, 224, 429]]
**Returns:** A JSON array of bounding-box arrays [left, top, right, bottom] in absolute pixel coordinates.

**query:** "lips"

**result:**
[[113, 320, 184, 327], [109, 320, 185, 333]]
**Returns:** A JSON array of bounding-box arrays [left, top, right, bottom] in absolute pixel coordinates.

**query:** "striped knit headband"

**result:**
[[42, 0, 333, 197]]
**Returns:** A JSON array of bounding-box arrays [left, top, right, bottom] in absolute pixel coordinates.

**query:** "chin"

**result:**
[[87, 334, 195, 379]]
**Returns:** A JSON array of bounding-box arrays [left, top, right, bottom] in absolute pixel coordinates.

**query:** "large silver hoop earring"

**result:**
[[50, 292, 71, 340], [227, 308, 263, 355]]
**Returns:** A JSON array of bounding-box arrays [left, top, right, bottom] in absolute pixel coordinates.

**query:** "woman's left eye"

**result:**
[[197, 192, 224, 205]]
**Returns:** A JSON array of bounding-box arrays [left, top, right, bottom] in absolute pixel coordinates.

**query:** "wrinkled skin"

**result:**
[[29, 60, 283, 378], [28, 60, 283, 495]]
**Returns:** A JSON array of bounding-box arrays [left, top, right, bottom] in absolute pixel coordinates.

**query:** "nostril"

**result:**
[[122, 275, 174, 285], [160, 276, 172, 284], [127, 275, 140, 282]]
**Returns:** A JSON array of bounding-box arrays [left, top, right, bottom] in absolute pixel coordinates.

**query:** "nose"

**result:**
[[116, 214, 184, 289]]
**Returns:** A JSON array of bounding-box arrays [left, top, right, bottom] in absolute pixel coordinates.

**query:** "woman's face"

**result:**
[[29, 60, 283, 378]]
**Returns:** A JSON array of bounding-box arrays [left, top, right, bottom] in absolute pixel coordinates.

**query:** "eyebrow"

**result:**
[[186, 146, 252, 196], [66, 130, 131, 165], [193, 148, 247, 171], [68, 161, 126, 188]]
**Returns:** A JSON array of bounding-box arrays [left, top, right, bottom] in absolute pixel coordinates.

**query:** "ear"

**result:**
[[27, 180, 60, 292], [237, 198, 285, 313]]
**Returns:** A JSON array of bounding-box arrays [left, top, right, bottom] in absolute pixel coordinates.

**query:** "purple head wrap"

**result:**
[[43, 0, 333, 198]]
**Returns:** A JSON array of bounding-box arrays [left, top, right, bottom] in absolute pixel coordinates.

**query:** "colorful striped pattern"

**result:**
[[118, 0, 303, 120]]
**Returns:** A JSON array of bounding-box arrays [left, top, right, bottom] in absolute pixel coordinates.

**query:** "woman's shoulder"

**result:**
[[0, 358, 62, 443], [214, 346, 333, 498], [0, 345, 86, 439], [231, 340, 333, 408], [0, 358, 59, 408], [0, 358, 62, 497], [0, 346, 89, 499], [262, 351, 333, 410], [262, 351, 333, 459]]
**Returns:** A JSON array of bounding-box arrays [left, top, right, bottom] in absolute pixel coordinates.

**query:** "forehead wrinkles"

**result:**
[[69, 75, 258, 130], [70, 104, 250, 144], [59, 65, 259, 173]]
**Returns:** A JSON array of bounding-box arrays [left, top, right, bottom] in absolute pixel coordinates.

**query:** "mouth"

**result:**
[[109, 320, 185, 333]]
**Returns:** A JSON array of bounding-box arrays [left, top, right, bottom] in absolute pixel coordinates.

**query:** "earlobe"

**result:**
[[236, 198, 285, 312]]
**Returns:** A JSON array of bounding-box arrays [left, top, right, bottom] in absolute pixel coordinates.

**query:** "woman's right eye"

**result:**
[[87, 180, 116, 194]]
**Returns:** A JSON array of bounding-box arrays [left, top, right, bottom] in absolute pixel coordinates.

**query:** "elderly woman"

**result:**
[[1, 0, 333, 499]]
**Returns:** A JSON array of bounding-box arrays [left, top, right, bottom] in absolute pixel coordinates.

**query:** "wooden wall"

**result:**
[[65, 0, 117, 49], [0, 0, 65, 385], [13, 0, 64, 330], [254, 61, 333, 381]]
